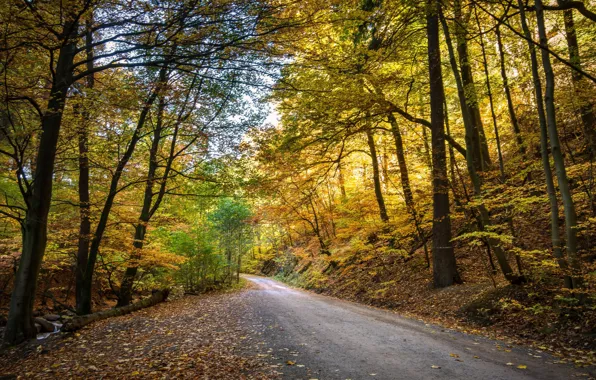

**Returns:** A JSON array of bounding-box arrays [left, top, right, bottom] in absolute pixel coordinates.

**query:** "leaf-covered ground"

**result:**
[[0, 285, 277, 379]]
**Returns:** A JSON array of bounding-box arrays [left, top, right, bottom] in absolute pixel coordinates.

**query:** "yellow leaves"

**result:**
[[506, 362, 527, 369]]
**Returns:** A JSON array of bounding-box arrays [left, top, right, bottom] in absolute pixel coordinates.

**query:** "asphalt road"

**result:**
[[242, 275, 592, 380]]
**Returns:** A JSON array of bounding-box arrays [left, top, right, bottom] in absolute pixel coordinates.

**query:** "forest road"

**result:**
[[243, 275, 592, 380]]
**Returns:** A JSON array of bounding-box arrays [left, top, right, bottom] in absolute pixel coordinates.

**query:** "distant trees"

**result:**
[[208, 199, 253, 283]]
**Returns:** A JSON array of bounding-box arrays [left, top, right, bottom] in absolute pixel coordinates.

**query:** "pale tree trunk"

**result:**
[[518, 1, 571, 288], [535, 0, 582, 288]]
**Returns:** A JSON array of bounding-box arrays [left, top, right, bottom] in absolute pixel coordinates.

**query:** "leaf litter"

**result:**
[[0, 288, 278, 379]]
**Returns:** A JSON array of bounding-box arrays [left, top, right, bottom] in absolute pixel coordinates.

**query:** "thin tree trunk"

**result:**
[[337, 161, 347, 199], [535, 0, 582, 287], [558, 0, 596, 156], [444, 99, 458, 198], [496, 25, 526, 155], [477, 9, 524, 274], [427, 0, 461, 288], [118, 96, 166, 306], [441, 10, 520, 284], [307, 197, 328, 254], [76, 18, 94, 315], [388, 113, 429, 266], [77, 69, 164, 315], [366, 128, 389, 222], [4, 21, 78, 345], [517, 1, 571, 288], [475, 9, 504, 180], [453, 0, 490, 171]]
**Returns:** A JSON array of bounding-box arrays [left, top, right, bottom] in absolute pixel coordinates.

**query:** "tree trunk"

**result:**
[[3, 22, 78, 345], [475, 10, 504, 180], [558, 1, 596, 156], [366, 128, 389, 222], [76, 18, 94, 315], [337, 161, 347, 199], [118, 96, 166, 306], [77, 69, 165, 314], [453, 0, 490, 171], [117, 224, 146, 307], [441, 10, 520, 284], [496, 25, 526, 155], [517, 1, 571, 287], [535, 0, 582, 287], [64, 290, 169, 332], [427, 0, 461, 288], [388, 113, 429, 265]]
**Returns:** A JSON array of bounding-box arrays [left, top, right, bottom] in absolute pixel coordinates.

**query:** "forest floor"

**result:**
[[1, 276, 593, 379], [0, 281, 276, 379]]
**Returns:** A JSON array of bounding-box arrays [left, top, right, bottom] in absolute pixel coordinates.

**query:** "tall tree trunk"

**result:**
[[476, 9, 524, 273], [118, 97, 166, 306], [366, 128, 389, 222], [558, 0, 596, 156], [3, 21, 78, 345], [77, 69, 165, 314], [388, 113, 429, 266], [475, 9, 504, 180], [76, 18, 94, 315], [495, 25, 526, 155], [535, 0, 582, 287], [517, 1, 571, 288], [453, 0, 491, 171], [427, 0, 461, 288], [441, 10, 520, 284]]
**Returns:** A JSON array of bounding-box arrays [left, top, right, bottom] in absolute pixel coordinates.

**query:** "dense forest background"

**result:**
[[0, 0, 595, 358]]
